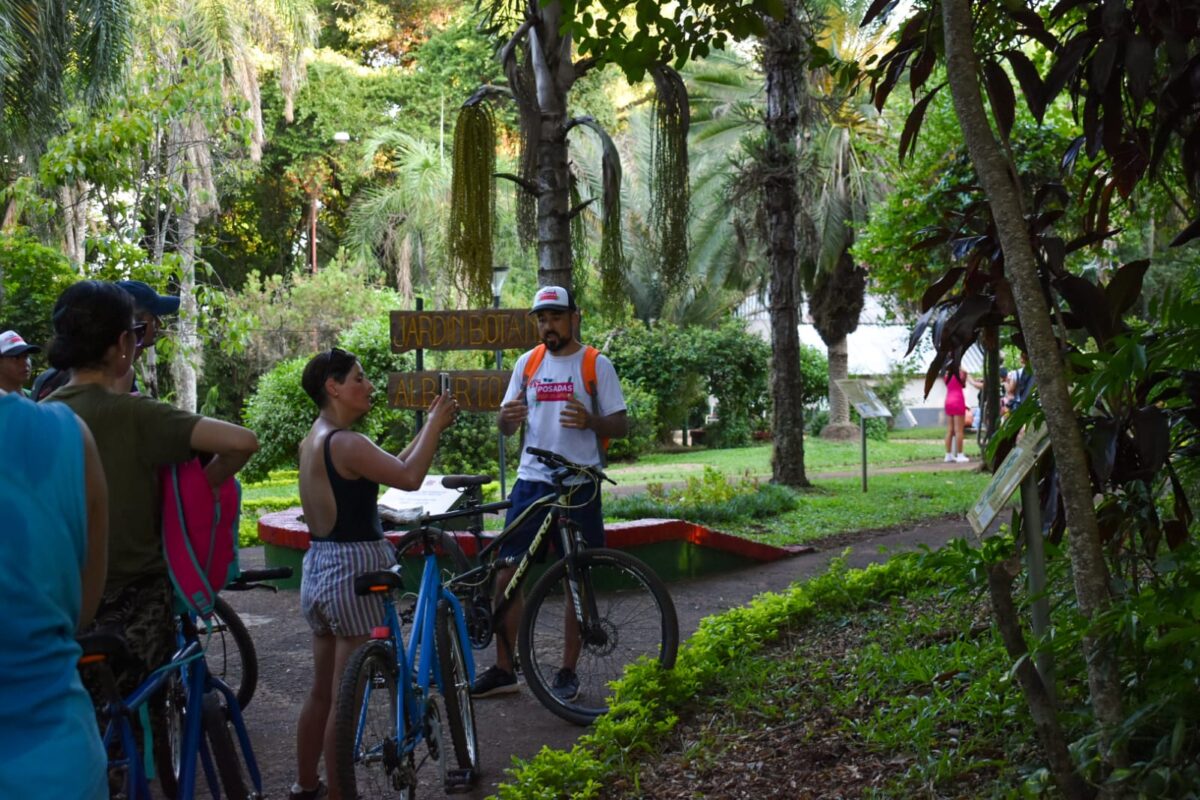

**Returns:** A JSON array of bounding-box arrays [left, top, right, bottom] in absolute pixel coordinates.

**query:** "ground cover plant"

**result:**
[[607, 469, 991, 547], [494, 536, 1200, 799]]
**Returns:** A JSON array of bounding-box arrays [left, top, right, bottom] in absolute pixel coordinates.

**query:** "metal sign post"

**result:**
[[835, 380, 892, 493], [968, 428, 1055, 695]]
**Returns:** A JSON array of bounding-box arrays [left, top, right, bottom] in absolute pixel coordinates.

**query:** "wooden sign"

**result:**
[[391, 309, 541, 352], [388, 370, 512, 412]]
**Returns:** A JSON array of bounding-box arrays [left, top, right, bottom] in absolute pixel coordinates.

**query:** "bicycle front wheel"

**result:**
[[435, 599, 480, 788], [201, 691, 249, 800], [518, 548, 679, 725], [209, 596, 257, 710], [333, 640, 414, 800]]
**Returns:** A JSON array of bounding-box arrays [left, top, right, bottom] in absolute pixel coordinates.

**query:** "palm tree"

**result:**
[[344, 132, 451, 299], [803, 1, 889, 438]]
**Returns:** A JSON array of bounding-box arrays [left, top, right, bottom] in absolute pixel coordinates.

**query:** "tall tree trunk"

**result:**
[[530, 2, 574, 290], [173, 193, 199, 412], [822, 337, 857, 439], [762, 0, 809, 488], [941, 0, 1125, 778], [59, 181, 90, 268]]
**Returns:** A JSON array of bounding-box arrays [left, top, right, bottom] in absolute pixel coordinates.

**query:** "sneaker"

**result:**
[[944, 453, 954, 463], [289, 781, 328, 800], [472, 665, 519, 697], [550, 668, 580, 702], [955, 453, 970, 463]]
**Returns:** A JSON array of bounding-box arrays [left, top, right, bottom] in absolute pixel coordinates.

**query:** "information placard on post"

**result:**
[[967, 427, 1052, 536], [835, 380, 892, 493], [836, 379, 893, 420]]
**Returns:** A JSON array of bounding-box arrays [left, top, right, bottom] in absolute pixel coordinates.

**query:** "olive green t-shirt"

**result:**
[[50, 384, 201, 590]]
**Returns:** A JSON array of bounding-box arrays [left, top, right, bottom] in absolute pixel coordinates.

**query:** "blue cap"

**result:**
[[116, 280, 180, 316]]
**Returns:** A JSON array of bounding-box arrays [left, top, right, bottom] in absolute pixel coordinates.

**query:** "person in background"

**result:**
[[291, 347, 458, 800], [0, 388, 109, 799], [942, 365, 971, 463], [45, 281, 258, 731], [0, 329, 41, 396], [472, 285, 628, 701], [32, 279, 178, 401]]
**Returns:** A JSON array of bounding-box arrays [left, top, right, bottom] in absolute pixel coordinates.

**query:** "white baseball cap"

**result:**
[[0, 330, 40, 357], [529, 285, 575, 313]]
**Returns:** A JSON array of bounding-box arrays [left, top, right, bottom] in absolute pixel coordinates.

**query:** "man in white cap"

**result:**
[[0, 330, 42, 396], [471, 285, 628, 701]]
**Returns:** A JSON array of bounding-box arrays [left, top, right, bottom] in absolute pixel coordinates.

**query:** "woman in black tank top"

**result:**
[[291, 347, 457, 799]]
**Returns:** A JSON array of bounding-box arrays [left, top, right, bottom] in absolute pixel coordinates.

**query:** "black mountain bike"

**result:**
[[392, 447, 679, 726]]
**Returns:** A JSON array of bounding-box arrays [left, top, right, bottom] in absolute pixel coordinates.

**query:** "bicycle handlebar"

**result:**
[[226, 567, 293, 590], [526, 447, 616, 485]]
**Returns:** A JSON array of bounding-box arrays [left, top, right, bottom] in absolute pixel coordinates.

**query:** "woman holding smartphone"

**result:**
[[290, 347, 457, 800]]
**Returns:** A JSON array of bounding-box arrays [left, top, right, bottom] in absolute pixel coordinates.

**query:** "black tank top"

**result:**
[[314, 429, 384, 542]]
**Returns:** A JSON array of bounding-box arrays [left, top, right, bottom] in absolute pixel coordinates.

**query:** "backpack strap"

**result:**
[[581, 346, 609, 466], [520, 344, 548, 397]]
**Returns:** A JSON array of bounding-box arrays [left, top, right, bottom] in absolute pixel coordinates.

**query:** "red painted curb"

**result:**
[[258, 509, 800, 562]]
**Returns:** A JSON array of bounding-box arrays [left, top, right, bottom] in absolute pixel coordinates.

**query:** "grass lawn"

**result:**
[[605, 435, 973, 485], [718, 470, 992, 547]]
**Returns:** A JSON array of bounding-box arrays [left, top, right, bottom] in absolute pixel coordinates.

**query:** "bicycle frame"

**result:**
[[355, 542, 475, 769], [91, 617, 264, 800]]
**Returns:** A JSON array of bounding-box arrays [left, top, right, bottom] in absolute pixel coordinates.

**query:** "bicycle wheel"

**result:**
[[209, 596, 257, 710], [201, 690, 249, 800], [333, 640, 415, 800], [153, 673, 187, 799], [518, 548, 679, 726], [393, 528, 472, 572], [435, 598, 480, 787]]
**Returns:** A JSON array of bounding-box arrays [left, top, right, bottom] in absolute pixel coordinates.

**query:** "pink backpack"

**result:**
[[161, 458, 241, 618]]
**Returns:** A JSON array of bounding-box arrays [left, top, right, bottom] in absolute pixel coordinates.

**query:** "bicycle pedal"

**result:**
[[443, 768, 478, 793]]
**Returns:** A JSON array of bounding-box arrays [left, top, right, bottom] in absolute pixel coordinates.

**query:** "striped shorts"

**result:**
[[300, 539, 396, 637]]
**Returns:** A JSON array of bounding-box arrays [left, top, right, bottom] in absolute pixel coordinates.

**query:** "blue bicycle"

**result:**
[[334, 525, 481, 798], [78, 567, 291, 800]]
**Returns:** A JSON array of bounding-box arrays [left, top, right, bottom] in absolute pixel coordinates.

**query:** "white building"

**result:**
[[738, 294, 986, 427]]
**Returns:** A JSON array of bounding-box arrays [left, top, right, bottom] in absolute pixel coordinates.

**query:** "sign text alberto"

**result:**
[[390, 309, 540, 352], [389, 370, 512, 412]]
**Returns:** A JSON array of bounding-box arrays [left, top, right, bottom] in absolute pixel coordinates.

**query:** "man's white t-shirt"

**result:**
[[503, 346, 626, 483]]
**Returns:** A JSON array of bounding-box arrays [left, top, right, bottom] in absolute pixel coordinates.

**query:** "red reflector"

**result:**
[[371, 626, 390, 640]]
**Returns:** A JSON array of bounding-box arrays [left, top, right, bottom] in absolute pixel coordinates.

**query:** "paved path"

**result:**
[[222, 514, 977, 799]]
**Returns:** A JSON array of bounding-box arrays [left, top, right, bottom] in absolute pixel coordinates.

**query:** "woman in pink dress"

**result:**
[[943, 367, 970, 463]]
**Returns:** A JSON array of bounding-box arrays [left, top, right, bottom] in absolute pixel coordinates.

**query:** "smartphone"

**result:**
[[439, 372, 451, 396]]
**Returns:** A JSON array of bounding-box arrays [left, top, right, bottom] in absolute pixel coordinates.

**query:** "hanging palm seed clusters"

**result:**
[[649, 65, 691, 290], [447, 101, 497, 306]]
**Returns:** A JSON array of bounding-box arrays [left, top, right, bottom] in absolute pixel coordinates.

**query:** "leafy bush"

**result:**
[[240, 315, 414, 481], [0, 230, 77, 350], [806, 407, 830, 437], [433, 411, 518, 477], [607, 467, 799, 524], [607, 381, 658, 461], [606, 318, 770, 448]]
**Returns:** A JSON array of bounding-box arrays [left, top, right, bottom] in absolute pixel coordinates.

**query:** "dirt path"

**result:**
[[220, 514, 976, 799]]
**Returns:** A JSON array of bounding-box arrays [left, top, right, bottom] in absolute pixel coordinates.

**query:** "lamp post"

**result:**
[[311, 131, 352, 274], [492, 265, 510, 499]]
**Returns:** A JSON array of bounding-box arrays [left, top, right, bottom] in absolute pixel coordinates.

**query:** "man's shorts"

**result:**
[[83, 574, 176, 700], [498, 478, 605, 561], [301, 539, 396, 637]]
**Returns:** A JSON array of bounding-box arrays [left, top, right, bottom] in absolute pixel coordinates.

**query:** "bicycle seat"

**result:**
[[76, 630, 131, 667], [442, 474, 492, 489], [354, 570, 405, 596]]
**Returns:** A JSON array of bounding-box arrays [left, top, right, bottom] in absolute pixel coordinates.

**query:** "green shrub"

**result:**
[[433, 411, 518, 477], [607, 381, 657, 461], [607, 467, 799, 524], [0, 230, 76, 350], [240, 315, 415, 482]]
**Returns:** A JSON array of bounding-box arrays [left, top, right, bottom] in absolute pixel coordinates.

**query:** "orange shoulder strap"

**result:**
[[581, 346, 599, 396], [521, 344, 548, 392]]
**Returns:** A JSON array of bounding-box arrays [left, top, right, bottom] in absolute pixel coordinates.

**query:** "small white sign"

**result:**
[[967, 428, 1052, 536], [378, 474, 462, 519], [835, 379, 893, 419]]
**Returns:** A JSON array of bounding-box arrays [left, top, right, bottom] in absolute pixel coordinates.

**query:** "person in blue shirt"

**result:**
[[0, 389, 109, 799]]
